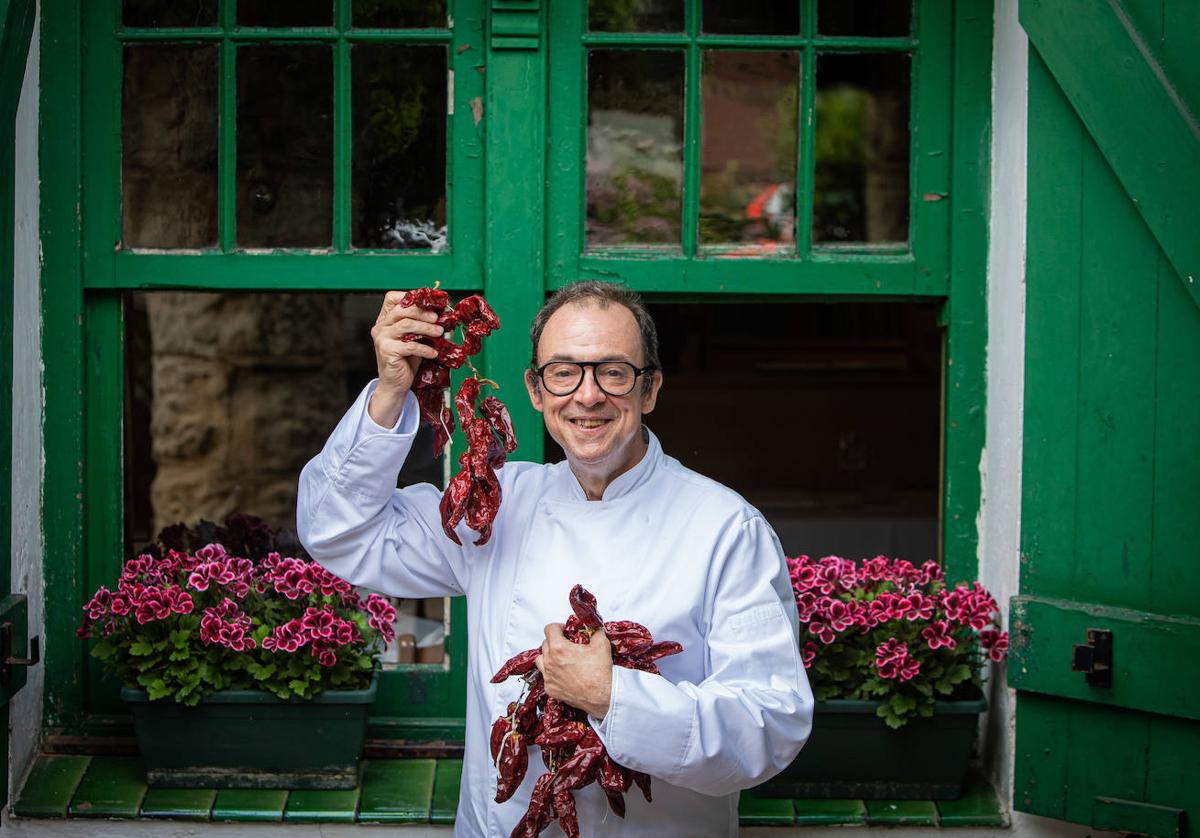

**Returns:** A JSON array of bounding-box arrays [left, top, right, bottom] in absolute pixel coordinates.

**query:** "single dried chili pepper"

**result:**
[[490, 647, 541, 683], [632, 770, 653, 802], [553, 786, 580, 838], [643, 639, 684, 662], [568, 584, 603, 631], [438, 470, 471, 545], [495, 730, 528, 804], [491, 702, 518, 762], [604, 620, 654, 656]]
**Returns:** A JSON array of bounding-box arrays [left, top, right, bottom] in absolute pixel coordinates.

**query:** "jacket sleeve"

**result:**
[[297, 380, 470, 597], [590, 515, 813, 796]]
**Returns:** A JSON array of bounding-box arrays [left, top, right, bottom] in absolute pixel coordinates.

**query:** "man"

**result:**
[[298, 281, 812, 836]]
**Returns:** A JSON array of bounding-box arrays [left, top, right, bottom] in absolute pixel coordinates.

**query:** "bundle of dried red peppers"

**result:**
[[489, 585, 683, 837], [398, 287, 517, 546]]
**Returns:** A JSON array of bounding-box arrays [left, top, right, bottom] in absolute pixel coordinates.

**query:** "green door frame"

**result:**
[[40, 0, 993, 738]]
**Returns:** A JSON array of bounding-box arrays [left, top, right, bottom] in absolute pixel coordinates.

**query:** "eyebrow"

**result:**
[[542, 355, 637, 364]]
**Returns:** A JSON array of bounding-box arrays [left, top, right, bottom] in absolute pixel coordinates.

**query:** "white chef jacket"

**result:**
[[297, 382, 813, 837]]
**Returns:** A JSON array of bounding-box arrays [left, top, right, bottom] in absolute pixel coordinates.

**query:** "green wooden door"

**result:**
[[1010, 2, 1200, 836], [0, 0, 35, 810]]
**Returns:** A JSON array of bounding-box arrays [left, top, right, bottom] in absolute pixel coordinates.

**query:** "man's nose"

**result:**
[[572, 367, 607, 405]]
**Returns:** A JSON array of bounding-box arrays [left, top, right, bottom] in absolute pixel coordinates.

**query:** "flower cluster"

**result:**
[[78, 517, 397, 704], [789, 554, 1008, 728]]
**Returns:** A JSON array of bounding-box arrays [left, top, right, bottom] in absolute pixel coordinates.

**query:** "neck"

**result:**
[[569, 430, 649, 501]]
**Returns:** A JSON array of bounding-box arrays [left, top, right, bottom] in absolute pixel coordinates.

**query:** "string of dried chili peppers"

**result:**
[[489, 585, 683, 838], [398, 286, 517, 546]]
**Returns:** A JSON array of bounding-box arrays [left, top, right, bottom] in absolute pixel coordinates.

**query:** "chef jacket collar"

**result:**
[[560, 425, 662, 503]]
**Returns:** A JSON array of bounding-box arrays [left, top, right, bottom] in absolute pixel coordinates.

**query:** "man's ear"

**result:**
[[640, 370, 664, 415], [525, 369, 545, 413]]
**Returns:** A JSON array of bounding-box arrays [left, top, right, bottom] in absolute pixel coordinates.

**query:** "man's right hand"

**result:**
[[367, 291, 445, 427]]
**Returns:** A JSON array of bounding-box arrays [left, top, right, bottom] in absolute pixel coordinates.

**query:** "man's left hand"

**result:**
[[536, 623, 613, 720]]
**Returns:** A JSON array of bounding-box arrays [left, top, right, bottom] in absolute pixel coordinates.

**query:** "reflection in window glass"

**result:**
[[352, 45, 448, 250], [586, 50, 685, 250], [124, 292, 449, 665], [124, 0, 217, 27], [699, 51, 799, 253], [122, 45, 218, 248], [237, 46, 333, 247], [353, 0, 447, 28], [702, 0, 799, 35], [588, 0, 684, 32], [818, 1, 911, 37], [238, 0, 332, 27], [813, 53, 910, 245]]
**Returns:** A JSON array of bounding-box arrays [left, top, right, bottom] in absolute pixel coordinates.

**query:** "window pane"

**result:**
[[124, 0, 217, 27], [124, 291, 450, 666], [352, 45, 448, 250], [237, 46, 333, 247], [586, 50, 685, 250], [122, 45, 218, 249], [354, 0, 447, 28], [813, 53, 910, 245], [702, 0, 799, 35], [699, 51, 799, 253], [818, 1, 911, 37], [238, 0, 332, 27], [588, 0, 684, 32]]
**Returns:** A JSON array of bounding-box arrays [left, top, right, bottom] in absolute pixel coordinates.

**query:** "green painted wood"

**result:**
[[864, 799, 939, 826], [935, 774, 1006, 827], [430, 758, 463, 824], [139, 787, 217, 820], [67, 756, 147, 818], [737, 792, 794, 826], [211, 789, 289, 822], [791, 798, 866, 826], [1016, 17, 1200, 830], [1010, 596, 1200, 720], [357, 758, 435, 823], [1093, 797, 1183, 838], [11, 755, 91, 818], [39, 0, 89, 732], [283, 787, 361, 823]]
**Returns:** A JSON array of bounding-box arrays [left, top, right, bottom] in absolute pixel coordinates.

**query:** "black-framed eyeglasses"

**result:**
[[532, 361, 656, 397]]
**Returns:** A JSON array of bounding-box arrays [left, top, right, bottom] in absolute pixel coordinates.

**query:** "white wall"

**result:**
[[8, 2, 42, 809]]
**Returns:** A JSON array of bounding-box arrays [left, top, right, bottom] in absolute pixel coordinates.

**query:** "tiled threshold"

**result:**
[[12, 754, 1007, 830]]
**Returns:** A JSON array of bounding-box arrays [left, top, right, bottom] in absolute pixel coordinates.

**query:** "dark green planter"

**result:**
[[121, 675, 378, 790], [754, 694, 986, 800]]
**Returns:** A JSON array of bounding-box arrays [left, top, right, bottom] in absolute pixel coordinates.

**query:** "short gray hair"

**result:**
[[529, 281, 661, 388]]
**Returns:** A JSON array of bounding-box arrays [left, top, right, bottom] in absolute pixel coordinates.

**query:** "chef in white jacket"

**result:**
[[298, 281, 813, 837]]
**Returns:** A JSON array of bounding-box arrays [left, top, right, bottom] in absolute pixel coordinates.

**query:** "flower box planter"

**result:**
[[754, 694, 986, 800], [121, 674, 378, 790]]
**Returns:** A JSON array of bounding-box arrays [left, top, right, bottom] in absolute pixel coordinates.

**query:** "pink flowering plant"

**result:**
[[789, 555, 1009, 728], [77, 515, 397, 705]]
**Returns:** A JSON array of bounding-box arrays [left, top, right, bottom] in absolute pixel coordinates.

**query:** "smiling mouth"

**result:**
[[570, 418, 611, 429]]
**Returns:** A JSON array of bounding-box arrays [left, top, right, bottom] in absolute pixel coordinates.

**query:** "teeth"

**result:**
[[574, 419, 606, 429]]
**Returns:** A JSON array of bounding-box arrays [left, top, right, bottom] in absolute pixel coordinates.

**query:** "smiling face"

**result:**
[[525, 300, 663, 498]]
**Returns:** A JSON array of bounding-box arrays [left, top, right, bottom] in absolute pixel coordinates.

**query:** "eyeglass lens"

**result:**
[[542, 362, 638, 396]]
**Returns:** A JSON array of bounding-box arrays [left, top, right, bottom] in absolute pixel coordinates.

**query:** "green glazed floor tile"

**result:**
[[211, 789, 289, 822], [12, 755, 91, 818], [284, 787, 361, 823], [431, 759, 463, 825], [936, 775, 1006, 827], [793, 798, 868, 826], [68, 756, 147, 818], [738, 792, 794, 825], [865, 799, 940, 826], [140, 787, 216, 820], [358, 759, 435, 823]]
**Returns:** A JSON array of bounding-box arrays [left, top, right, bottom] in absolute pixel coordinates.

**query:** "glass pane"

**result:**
[[352, 45, 448, 250], [703, 0, 799, 35], [237, 46, 333, 247], [124, 0, 217, 27], [124, 291, 450, 667], [699, 51, 799, 253], [122, 45, 218, 248], [588, 0, 684, 32], [819, 1, 911, 37], [586, 50, 685, 250], [813, 53, 911, 245], [238, 0, 332, 27], [354, 0, 447, 28]]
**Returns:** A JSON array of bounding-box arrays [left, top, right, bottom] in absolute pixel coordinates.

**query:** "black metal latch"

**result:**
[[0, 621, 39, 683], [1071, 628, 1113, 687]]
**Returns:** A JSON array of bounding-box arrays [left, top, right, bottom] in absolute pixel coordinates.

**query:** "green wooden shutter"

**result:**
[[1012, 2, 1200, 836]]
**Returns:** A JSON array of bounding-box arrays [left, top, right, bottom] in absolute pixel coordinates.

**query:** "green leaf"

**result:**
[[129, 639, 155, 656]]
